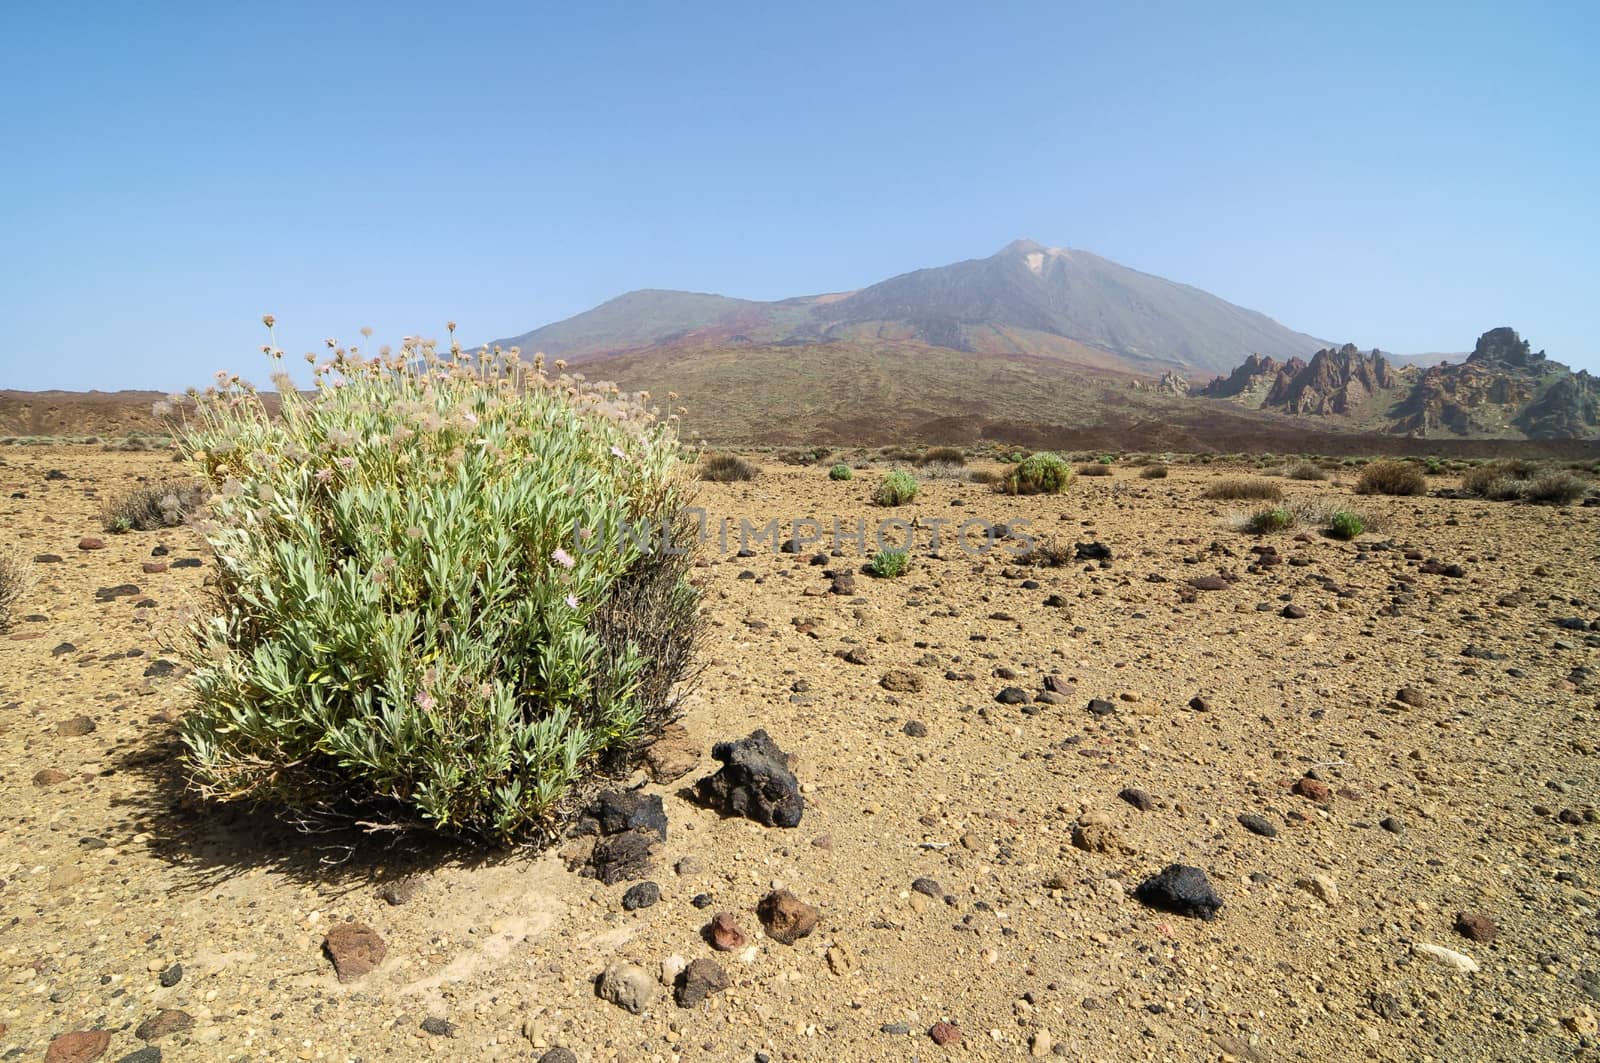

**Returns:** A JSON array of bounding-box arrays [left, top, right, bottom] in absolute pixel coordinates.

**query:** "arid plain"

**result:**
[[2, 445, 1598, 1062]]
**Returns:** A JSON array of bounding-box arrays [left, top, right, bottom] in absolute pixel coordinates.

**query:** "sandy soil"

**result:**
[[2, 446, 1597, 1062]]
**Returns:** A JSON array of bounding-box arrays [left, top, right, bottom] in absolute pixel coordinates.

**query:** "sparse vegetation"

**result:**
[[100, 480, 206, 533], [1017, 540, 1074, 567], [1203, 478, 1283, 502], [865, 549, 910, 578], [1325, 510, 1365, 540], [918, 446, 965, 466], [1077, 463, 1113, 477], [174, 337, 702, 843], [700, 452, 760, 482], [1461, 461, 1549, 500], [1354, 460, 1427, 496], [1524, 471, 1589, 506], [874, 470, 919, 506], [1000, 452, 1073, 495], [1139, 463, 1169, 479], [1285, 461, 1329, 481], [828, 463, 853, 481], [0, 549, 33, 634], [1243, 506, 1296, 533]]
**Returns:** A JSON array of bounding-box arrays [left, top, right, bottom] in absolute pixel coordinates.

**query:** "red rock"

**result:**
[[644, 723, 698, 783], [756, 888, 819, 945], [78, 538, 106, 551], [1455, 911, 1498, 943], [33, 769, 71, 787], [141, 561, 169, 574], [1292, 777, 1331, 802], [45, 1030, 110, 1063], [323, 921, 387, 982], [708, 912, 748, 951], [929, 1021, 962, 1046]]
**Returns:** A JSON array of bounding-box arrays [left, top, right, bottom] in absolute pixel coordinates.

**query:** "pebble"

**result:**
[[1455, 911, 1497, 943], [929, 1021, 962, 1046], [1413, 943, 1479, 973], [675, 957, 729, 1007], [757, 888, 820, 944], [1237, 813, 1277, 838], [135, 1010, 193, 1041], [1118, 788, 1154, 812], [1134, 864, 1223, 920], [597, 962, 657, 1014], [621, 881, 660, 911], [708, 912, 749, 951], [1296, 874, 1340, 906], [322, 922, 386, 983], [44, 1030, 110, 1063]]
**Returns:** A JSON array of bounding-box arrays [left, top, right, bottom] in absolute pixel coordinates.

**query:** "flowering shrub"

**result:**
[[175, 326, 702, 842]]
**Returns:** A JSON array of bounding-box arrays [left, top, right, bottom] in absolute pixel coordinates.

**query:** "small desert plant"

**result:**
[[1017, 540, 1073, 567], [865, 549, 910, 578], [0, 549, 34, 634], [1139, 463, 1169, 479], [1000, 452, 1073, 495], [700, 452, 760, 482], [1524, 471, 1589, 506], [1097, 454, 1115, 464], [1354, 460, 1427, 496], [828, 463, 853, 481], [101, 480, 206, 533], [1325, 510, 1365, 540], [1462, 461, 1540, 498], [874, 470, 919, 506], [1285, 461, 1328, 481], [1242, 506, 1296, 534], [1203, 478, 1283, 502], [1077, 463, 1114, 477], [967, 468, 1000, 485], [918, 446, 966, 466], [174, 333, 702, 843]]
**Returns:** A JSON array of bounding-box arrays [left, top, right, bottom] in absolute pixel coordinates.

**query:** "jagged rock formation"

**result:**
[[1263, 345, 1396, 415], [1205, 327, 1597, 440], [1156, 370, 1190, 396]]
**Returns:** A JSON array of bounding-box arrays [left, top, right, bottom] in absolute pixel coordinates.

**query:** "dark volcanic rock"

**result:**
[[579, 790, 668, 840], [1075, 542, 1112, 561], [1118, 787, 1154, 811], [1237, 813, 1278, 838], [135, 1010, 193, 1041], [621, 881, 660, 911], [675, 957, 730, 1007], [1134, 864, 1223, 920], [694, 729, 804, 828], [588, 829, 660, 884]]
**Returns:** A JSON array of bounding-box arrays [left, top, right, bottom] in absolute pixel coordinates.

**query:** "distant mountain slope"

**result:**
[[1201, 328, 1599, 440], [487, 240, 1328, 376]]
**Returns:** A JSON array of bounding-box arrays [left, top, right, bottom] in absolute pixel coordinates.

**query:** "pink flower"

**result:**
[[415, 691, 436, 711], [564, 592, 579, 609], [610, 445, 626, 459], [552, 547, 575, 569]]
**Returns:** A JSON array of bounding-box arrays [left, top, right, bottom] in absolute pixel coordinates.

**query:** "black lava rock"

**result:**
[[621, 881, 660, 911], [693, 729, 804, 828], [1237, 813, 1278, 838], [1134, 864, 1223, 921]]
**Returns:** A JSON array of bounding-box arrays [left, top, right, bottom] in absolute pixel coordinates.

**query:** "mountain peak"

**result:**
[[999, 238, 1049, 256]]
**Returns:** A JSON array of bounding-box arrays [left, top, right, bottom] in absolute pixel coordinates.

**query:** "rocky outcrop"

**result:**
[[1202, 327, 1599, 440], [1263, 344, 1396, 415]]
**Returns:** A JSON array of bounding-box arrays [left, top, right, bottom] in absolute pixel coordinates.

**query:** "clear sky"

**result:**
[[2, 1, 1596, 390]]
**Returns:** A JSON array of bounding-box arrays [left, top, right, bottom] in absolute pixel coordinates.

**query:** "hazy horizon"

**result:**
[[3, 2, 1597, 390]]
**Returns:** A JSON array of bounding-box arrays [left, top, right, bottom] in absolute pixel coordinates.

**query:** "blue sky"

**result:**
[[2, 0, 1596, 389]]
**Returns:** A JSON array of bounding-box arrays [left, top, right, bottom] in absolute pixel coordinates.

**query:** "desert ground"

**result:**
[[2, 445, 1598, 1062]]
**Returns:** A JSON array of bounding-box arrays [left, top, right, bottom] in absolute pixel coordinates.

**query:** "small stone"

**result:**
[[1237, 813, 1277, 838], [323, 922, 387, 983], [1086, 698, 1117, 716], [709, 912, 749, 951], [1412, 943, 1478, 973], [757, 888, 820, 944], [675, 856, 702, 876], [538, 1050, 578, 1063], [1030, 1029, 1055, 1056], [45, 1031, 110, 1063], [1187, 696, 1211, 712], [929, 1021, 962, 1046], [141, 562, 168, 574], [1281, 604, 1307, 619], [158, 963, 182, 987], [911, 877, 943, 897], [597, 962, 657, 1014], [1292, 777, 1332, 802], [118, 1048, 163, 1063], [644, 723, 699, 783], [1563, 1008, 1599, 1035], [1454, 911, 1497, 943], [1134, 864, 1223, 920], [674, 957, 729, 1007], [378, 877, 424, 906], [995, 686, 1030, 705], [902, 720, 929, 737], [135, 1010, 193, 1042], [78, 537, 106, 551], [420, 1016, 457, 1037], [1396, 687, 1428, 707], [881, 1022, 911, 1035], [33, 768, 71, 787], [826, 944, 854, 975], [1297, 874, 1340, 906], [1071, 820, 1126, 855], [881, 669, 925, 693], [1118, 788, 1154, 811], [1379, 817, 1406, 835], [621, 881, 660, 911], [56, 716, 97, 737]]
